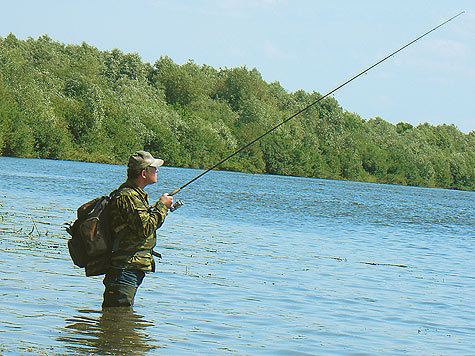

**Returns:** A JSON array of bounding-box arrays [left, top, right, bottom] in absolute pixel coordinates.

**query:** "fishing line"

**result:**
[[169, 11, 464, 197]]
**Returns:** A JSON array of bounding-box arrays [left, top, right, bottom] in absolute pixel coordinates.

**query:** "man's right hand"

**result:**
[[159, 193, 173, 209]]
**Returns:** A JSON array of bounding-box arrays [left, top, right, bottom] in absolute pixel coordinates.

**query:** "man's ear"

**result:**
[[140, 169, 147, 179]]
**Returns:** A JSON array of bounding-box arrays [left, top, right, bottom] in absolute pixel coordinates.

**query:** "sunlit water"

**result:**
[[0, 156, 473, 355]]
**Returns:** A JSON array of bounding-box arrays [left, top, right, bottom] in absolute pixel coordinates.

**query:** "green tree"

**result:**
[[0, 34, 473, 190]]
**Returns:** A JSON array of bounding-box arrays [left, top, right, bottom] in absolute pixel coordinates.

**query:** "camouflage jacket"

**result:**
[[108, 180, 168, 272]]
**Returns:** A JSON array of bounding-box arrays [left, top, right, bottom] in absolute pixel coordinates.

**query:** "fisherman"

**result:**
[[102, 150, 173, 308]]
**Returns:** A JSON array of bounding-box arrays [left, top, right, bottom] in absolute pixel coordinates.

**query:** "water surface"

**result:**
[[0, 156, 473, 355]]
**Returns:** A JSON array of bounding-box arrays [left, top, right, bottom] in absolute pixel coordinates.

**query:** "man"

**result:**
[[102, 150, 173, 308]]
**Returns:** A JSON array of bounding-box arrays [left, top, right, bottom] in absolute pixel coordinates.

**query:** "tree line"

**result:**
[[0, 34, 473, 190]]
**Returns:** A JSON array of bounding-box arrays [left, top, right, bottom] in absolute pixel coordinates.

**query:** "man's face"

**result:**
[[144, 166, 158, 185]]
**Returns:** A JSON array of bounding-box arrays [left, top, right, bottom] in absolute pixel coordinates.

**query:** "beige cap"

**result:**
[[128, 150, 164, 170]]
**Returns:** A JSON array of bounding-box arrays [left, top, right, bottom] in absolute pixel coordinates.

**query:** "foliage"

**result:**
[[0, 34, 473, 190]]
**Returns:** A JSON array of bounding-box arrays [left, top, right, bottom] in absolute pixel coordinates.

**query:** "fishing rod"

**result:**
[[168, 11, 464, 201]]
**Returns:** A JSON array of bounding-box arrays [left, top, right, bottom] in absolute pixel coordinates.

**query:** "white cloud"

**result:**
[[395, 37, 473, 78], [263, 40, 295, 61], [214, 0, 284, 12]]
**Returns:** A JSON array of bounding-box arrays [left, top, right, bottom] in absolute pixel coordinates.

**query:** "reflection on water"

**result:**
[[59, 308, 159, 355]]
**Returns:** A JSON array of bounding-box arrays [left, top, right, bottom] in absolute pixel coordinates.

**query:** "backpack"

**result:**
[[66, 190, 119, 277]]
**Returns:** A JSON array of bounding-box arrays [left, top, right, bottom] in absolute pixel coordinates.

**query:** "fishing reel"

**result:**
[[169, 199, 184, 212]]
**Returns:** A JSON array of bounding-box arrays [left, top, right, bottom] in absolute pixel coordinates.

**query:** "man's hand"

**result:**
[[159, 193, 173, 209]]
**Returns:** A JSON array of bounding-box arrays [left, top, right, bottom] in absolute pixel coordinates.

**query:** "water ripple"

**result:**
[[0, 157, 473, 355]]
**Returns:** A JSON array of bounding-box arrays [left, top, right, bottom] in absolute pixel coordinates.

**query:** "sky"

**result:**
[[1, 0, 474, 133]]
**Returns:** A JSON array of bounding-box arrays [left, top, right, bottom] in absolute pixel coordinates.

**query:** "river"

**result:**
[[0, 156, 473, 355]]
